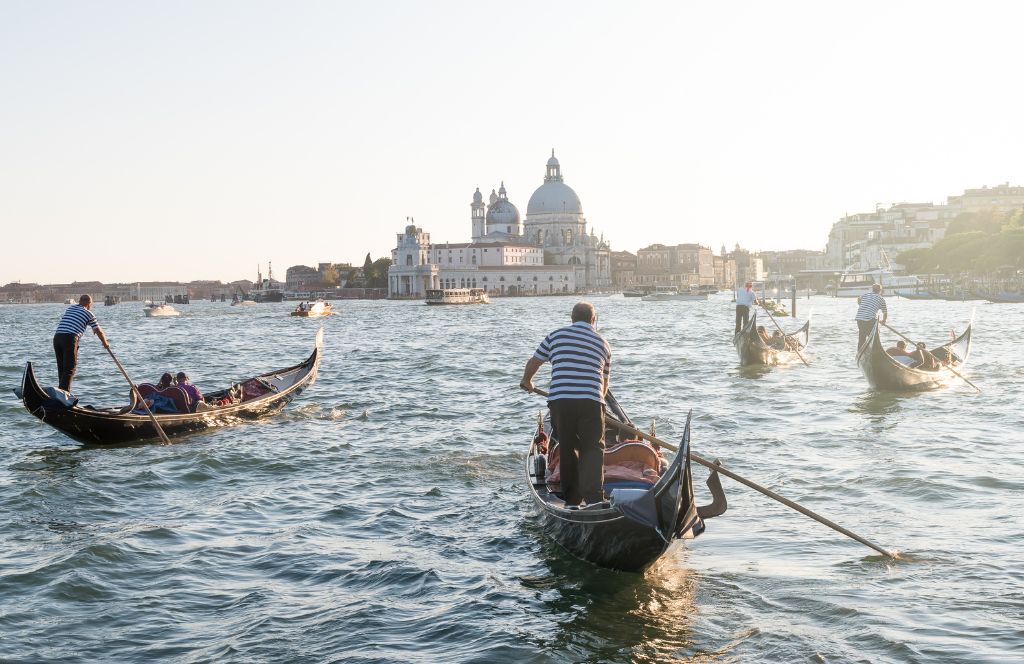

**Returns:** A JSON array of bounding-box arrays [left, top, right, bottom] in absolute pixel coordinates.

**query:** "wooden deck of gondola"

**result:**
[[18, 329, 322, 444], [733, 311, 810, 366], [524, 402, 723, 572], [856, 320, 972, 391]]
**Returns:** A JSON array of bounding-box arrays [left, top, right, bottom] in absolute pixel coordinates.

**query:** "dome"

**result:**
[[472, 188, 482, 203], [547, 150, 559, 167], [527, 181, 583, 215], [486, 198, 520, 226]]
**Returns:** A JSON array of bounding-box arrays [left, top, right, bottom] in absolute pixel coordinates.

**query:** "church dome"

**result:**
[[527, 151, 583, 216], [487, 198, 520, 226], [527, 181, 582, 215]]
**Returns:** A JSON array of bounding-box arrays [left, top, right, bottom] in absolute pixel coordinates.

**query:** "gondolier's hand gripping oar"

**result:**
[[524, 386, 899, 560]]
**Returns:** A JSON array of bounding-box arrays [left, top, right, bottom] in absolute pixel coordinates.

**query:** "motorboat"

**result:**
[[144, 303, 180, 317]]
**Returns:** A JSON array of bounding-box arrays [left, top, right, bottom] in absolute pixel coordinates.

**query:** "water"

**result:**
[[1, 296, 1021, 663]]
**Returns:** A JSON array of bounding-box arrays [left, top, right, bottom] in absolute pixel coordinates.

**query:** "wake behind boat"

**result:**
[[16, 330, 323, 444], [734, 311, 810, 366], [641, 287, 708, 302], [525, 392, 726, 572], [857, 320, 972, 391]]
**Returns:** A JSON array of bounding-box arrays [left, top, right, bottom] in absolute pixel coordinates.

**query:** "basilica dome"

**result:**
[[487, 198, 520, 226], [527, 151, 583, 216], [527, 181, 583, 215]]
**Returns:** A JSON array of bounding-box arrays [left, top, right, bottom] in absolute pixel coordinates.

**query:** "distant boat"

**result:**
[[63, 298, 76, 305], [425, 288, 490, 305], [733, 311, 810, 366], [231, 299, 257, 307], [144, 303, 180, 317], [835, 267, 922, 297], [641, 287, 708, 302], [290, 300, 333, 317]]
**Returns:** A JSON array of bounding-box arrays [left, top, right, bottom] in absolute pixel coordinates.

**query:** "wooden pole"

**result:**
[[103, 341, 172, 444], [526, 387, 898, 559], [880, 322, 981, 393]]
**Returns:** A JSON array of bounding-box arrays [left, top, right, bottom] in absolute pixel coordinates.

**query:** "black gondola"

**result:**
[[525, 393, 726, 572], [856, 320, 972, 391], [733, 311, 810, 366], [16, 330, 322, 445]]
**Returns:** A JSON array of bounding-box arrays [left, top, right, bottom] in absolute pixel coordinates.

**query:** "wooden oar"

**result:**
[[880, 322, 981, 393], [759, 303, 810, 367], [526, 387, 898, 559], [103, 340, 171, 444]]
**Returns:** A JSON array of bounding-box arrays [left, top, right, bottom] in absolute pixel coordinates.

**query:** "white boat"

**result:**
[[144, 303, 180, 317], [63, 298, 76, 304], [425, 288, 490, 305], [641, 287, 708, 302], [835, 268, 922, 297], [231, 299, 257, 306]]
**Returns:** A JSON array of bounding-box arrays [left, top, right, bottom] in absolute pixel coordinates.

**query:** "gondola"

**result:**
[[525, 393, 726, 572], [856, 320, 972, 391], [733, 311, 810, 366], [16, 329, 322, 444]]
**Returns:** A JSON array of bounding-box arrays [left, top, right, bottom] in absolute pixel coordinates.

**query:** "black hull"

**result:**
[[526, 408, 718, 572], [733, 311, 810, 366], [19, 331, 322, 444], [856, 321, 972, 391]]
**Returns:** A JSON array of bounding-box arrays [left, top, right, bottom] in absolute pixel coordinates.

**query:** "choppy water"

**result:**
[[1, 296, 1021, 663]]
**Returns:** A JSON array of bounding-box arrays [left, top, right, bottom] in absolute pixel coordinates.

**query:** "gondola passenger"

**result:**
[[912, 343, 941, 371], [886, 340, 916, 366], [176, 372, 204, 412]]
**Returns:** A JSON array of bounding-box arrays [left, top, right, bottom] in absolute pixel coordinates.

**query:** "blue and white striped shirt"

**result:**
[[534, 321, 611, 404], [855, 293, 887, 321], [55, 304, 98, 338]]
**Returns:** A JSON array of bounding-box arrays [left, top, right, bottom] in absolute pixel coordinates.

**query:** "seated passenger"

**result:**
[[175, 372, 204, 411], [912, 342, 941, 371], [157, 372, 175, 389], [769, 330, 787, 350], [756, 325, 771, 344], [886, 340, 916, 365]]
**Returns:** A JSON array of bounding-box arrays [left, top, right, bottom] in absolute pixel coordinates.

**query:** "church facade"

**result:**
[[388, 152, 612, 297]]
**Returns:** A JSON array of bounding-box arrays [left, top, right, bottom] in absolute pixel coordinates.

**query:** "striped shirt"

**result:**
[[534, 321, 611, 404], [55, 304, 99, 338], [855, 293, 887, 321]]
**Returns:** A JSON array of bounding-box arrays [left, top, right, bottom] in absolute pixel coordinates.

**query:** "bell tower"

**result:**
[[471, 188, 485, 241]]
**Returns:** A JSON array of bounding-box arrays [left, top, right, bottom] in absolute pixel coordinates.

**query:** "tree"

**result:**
[[368, 258, 393, 288], [363, 253, 373, 274]]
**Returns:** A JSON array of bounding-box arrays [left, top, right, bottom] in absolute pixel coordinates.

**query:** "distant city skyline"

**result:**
[[3, 1, 1023, 284]]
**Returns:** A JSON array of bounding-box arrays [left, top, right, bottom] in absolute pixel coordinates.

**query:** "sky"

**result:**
[[2, 1, 1023, 284]]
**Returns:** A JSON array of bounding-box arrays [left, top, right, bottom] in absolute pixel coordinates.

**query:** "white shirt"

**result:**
[[736, 288, 757, 306]]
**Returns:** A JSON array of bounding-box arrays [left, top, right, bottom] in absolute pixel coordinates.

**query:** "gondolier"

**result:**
[[520, 301, 611, 508], [735, 281, 759, 334], [855, 284, 887, 352], [52, 295, 109, 392]]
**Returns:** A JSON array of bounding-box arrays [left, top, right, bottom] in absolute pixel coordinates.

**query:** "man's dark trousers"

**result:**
[[856, 319, 876, 353], [549, 398, 605, 505], [53, 333, 78, 392], [735, 305, 751, 334]]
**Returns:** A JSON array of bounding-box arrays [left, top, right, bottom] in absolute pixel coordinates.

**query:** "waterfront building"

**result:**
[[824, 203, 956, 270], [388, 152, 611, 297], [635, 243, 715, 288], [947, 182, 1024, 212], [610, 250, 636, 288]]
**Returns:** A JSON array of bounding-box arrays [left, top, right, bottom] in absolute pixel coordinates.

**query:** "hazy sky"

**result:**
[[2, 1, 1022, 284]]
